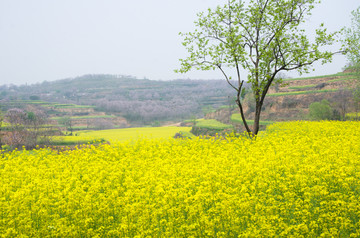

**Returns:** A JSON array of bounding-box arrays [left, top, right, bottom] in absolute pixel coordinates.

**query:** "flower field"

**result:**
[[1, 121, 360, 237], [52, 126, 192, 145], [78, 126, 192, 142]]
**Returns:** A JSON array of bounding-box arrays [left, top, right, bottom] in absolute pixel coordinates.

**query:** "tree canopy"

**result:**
[[343, 6, 360, 112], [309, 99, 333, 121], [343, 6, 360, 67], [177, 0, 341, 135]]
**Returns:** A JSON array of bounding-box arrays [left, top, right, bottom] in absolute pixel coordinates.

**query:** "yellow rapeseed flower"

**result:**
[[0, 121, 359, 237]]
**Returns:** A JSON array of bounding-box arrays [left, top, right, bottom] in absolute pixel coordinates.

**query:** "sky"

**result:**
[[0, 0, 358, 86]]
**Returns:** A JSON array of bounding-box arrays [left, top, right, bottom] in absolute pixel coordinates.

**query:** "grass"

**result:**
[[179, 131, 195, 138], [283, 72, 357, 82], [183, 118, 204, 123], [195, 119, 233, 130], [288, 84, 316, 90], [51, 115, 115, 120], [327, 76, 357, 83], [6, 100, 96, 109], [268, 88, 338, 97], [7, 100, 50, 105], [287, 76, 355, 90], [70, 126, 93, 130], [283, 74, 338, 82], [231, 114, 275, 125], [1, 122, 11, 127], [52, 104, 95, 108]]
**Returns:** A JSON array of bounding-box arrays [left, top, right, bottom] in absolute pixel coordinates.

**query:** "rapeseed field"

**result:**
[[0, 121, 359, 237], [53, 126, 192, 145]]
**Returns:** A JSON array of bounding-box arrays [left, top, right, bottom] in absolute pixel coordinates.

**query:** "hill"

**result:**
[[206, 71, 357, 130], [1, 71, 357, 131], [0, 75, 236, 125]]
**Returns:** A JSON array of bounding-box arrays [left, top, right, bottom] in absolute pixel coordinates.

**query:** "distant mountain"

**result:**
[[0, 74, 239, 124]]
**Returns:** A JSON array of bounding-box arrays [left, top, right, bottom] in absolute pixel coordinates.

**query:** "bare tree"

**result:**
[[332, 88, 352, 120], [92, 118, 114, 130], [3, 108, 52, 149], [4, 108, 28, 149], [58, 116, 73, 135], [25, 110, 52, 148]]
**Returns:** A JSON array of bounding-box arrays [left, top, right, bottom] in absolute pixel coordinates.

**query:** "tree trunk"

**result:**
[[236, 98, 252, 135], [253, 103, 262, 136]]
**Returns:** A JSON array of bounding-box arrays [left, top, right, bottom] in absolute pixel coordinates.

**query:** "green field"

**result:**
[[287, 77, 355, 90], [268, 88, 338, 97], [178, 130, 195, 138], [6, 100, 50, 105], [51, 115, 115, 121], [288, 84, 316, 90], [51, 104, 96, 109], [183, 118, 205, 123], [5, 100, 96, 110], [327, 76, 356, 83], [231, 114, 275, 125], [195, 119, 233, 130], [283, 72, 357, 81]]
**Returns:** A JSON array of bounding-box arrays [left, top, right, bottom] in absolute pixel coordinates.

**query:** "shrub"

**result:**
[[309, 99, 333, 120]]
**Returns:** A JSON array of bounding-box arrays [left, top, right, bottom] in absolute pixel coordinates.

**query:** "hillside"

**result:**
[[264, 72, 355, 120], [1, 71, 357, 130], [0, 74, 236, 125], [206, 71, 357, 129]]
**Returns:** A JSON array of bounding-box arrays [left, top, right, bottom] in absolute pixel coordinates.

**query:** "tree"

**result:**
[[343, 6, 360, 114], [29, 95, 40, 100], [343, 6, 360, 68], [92, 118, 114, 130], [332, 88, 352, 120], [177, 0, 341, 135], [309, 99, 333, 121], [24, 110, 51, 148], [3, 108, 52, 149], [4, 108, 28, 148], [353, 86, 360, 118], [58, 117, 73, 135]]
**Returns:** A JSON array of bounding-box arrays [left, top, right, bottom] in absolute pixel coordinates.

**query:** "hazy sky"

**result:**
[[0, 0, 358, 85]]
